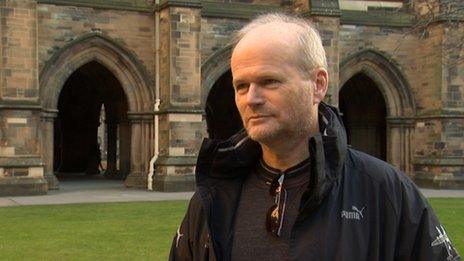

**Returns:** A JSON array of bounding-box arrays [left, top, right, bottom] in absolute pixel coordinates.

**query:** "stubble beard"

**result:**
[[243, 108, 313, 146]]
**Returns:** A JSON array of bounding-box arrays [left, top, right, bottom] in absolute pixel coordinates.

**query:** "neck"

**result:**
[[260, 135, 310, 172], [260, 112, 320, 171]]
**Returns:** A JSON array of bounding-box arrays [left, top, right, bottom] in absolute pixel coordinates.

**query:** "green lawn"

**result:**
[[0, 198, 462, 260], [0, 201, 189, 261], [429, 198, 464, 254]]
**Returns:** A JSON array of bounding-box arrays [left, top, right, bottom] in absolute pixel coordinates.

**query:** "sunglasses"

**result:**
[[266, 174, 287, 237]]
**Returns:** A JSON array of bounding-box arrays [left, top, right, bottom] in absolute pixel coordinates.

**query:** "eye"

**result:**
[[234, 83, 249, 94], [262, 78, 280, 87]]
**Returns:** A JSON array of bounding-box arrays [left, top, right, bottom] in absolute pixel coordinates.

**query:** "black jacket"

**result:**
[[170, 103, 460, 261]]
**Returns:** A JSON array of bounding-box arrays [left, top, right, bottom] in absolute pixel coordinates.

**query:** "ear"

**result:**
[[313, 68, 328, 104]]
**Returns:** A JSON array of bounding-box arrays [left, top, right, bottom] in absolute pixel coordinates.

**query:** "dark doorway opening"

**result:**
[[205, 70, 243, 139], [54, 61, 131, 180], [339, 73, 387, 160]]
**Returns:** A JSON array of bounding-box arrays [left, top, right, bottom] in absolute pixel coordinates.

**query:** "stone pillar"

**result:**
[[413, 116, 464, 189], [153, 0, 203, 191], [386, 117, 414, 174], [119, 120, 131, 177], [40, 110, 59, 189], [0, 0, 48, 196], [124, 112, 154, 188], [410, 7, 464, 188], [104, 120, 118, 178], [301, 0, 341, 106]]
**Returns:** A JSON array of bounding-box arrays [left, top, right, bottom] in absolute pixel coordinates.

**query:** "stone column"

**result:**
[[410, 6, 464, 188], [0, 0, 48, 196], [434, 17, 464, 188], [413, 116, 464, 188], [301, 0, 341, 106], [153, 0, 203, 191], [119, 120, 131, 177], [104, 120, 118, 178], [124, 112, 154, 188], [40, 110, 59, 189], [386, 117, 414, 174]]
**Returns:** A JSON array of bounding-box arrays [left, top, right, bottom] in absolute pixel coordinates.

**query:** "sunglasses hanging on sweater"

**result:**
[[266, 173, 287, 237]]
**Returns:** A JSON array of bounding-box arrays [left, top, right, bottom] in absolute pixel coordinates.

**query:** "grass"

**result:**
[[429, 198, 464, 254], [0, 198, 461, 260], [0, 201, 189, 261]]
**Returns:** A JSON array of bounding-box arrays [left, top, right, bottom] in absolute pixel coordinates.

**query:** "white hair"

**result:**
[[233, 12, 328, 74]]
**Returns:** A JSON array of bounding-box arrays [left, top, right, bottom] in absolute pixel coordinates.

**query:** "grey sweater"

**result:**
[[231, 158, 311, 261]]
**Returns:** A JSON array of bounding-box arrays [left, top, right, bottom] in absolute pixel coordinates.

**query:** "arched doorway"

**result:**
[[40, 34, 154, 189], [54, 61, 130, 179], [202, 46, 243, 140], [339, 73, 387, 160], [205, 70, 243, 139], [339, 49, 416, 173]]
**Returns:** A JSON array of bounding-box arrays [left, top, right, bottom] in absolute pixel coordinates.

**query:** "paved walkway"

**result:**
[[420, 188, 464, 198], [0, 176, 462, 207], [0, 176, 194, 207]]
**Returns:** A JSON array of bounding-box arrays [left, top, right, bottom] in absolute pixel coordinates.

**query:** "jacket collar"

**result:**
[[195, 102, 347, 187], [194, 102, 347, 260]]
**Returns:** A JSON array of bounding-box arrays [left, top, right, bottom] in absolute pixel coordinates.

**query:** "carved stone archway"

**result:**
[[40, 33, 154, 189], [340, 49, 416, 173], [201, 44, 234, 107], [201, 45, 243, 139]]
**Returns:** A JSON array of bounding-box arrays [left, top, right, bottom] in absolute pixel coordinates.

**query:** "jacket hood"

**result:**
[[195, 102, 348, 192]]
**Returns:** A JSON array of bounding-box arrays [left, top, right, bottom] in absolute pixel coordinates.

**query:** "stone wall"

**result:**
[[35, 3, 158, 189], [0, 0, 47, 195], [160, 6, 201, 108], [339, 24, 420, 103], [200, 17, 245, 63], [414, 24, 443, 113], [413, 118, 464, 188], [1, 1, 39, 101], [154, 2, 204, 191], [311, 16, 339, 105], [338, 18, 464, 187], [0, 0, 462, 194], [199, 4, 464, 188], [442, 22, 464, 110], [201, 0, 280, 4], [37, 4, 155, 79], [0, 110, 40, 156], [411, 20, 464, 187], [411, 24, 449, 161]]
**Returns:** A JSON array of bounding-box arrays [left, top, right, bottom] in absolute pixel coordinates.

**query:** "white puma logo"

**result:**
[[341, 205, 365, 220], [352, 206, 365, 218]]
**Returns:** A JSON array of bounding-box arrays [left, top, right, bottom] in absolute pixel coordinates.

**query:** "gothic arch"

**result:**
[[201, 45, 244, 139], [40, 33, 154, 112], [201, 44, 233, 106], [339, 49, 415, 173], [39, 33, 154, 189], [340, 49, 416, 117]]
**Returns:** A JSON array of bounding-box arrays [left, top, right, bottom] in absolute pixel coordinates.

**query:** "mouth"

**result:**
[[249, 114, 269, 119], [247, 115, 271, 122]]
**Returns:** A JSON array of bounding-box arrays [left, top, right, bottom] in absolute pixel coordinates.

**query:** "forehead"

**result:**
[[232, 44, 290, 69], [235, 24, 298, 51], [231, 30, 299, 74]]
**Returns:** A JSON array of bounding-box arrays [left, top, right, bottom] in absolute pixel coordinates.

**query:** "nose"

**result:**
[[246, 84, 265, 106]]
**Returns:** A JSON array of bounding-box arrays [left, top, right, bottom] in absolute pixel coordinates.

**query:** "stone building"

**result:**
[[0, 0, 462, 195]]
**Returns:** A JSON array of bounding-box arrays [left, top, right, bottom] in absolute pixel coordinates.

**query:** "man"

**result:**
[[170, 13, 460, 261]]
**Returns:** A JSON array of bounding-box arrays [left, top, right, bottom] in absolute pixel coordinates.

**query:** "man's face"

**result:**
[[231, 32, 316, 144]]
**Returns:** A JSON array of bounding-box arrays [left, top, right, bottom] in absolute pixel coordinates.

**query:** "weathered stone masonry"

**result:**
[[0, 0, 462, 195], [0, 0, 47, 195]]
